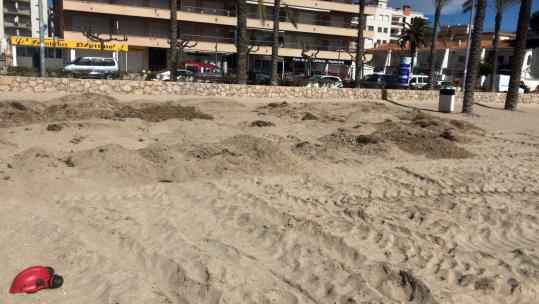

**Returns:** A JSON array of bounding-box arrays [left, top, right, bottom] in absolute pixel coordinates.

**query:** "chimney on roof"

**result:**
[[403, 5, 411, 16]]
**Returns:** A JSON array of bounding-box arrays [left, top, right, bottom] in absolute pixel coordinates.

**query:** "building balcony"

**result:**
[[4, 21, 32, 29], [391, 21, 403, 28], [63, 30, 355, 60], [3, 8, 31, 15], [63, 0, 374, 39]]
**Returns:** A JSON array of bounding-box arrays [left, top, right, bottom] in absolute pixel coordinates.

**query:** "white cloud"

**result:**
[[388, 0, 466, 15]]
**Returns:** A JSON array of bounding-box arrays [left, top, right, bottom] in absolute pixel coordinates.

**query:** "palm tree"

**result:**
[[427, 0, 452, 90], [236, 0, 248, 84], [462, 0, 487, 114], [398, 17, 430, 75], [354, 0, 366, 87], [505, 0, 532, 110], [236, 0, 266, 84], [169, 0, 178, 81], [270, 0, 281, 85], [463, 0, 518, 92]]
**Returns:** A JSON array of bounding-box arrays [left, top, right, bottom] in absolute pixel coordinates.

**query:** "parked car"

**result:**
[[64, 57, 118, 78], [360, 74, 399, 88], [306, 75, 343, 88], [248, 70, 271, 85], [434, 80, 461, 92], [156, 69, 195, 82], [409, 75, 429, 89]]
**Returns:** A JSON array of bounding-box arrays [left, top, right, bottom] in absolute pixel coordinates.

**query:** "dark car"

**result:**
[[360, 74, 399, 89], [248, 70, 271, 85]]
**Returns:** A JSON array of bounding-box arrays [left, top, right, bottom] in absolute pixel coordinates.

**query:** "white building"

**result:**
[[369, 37, 539, 88], [363, 0, 425, 49], [1, 0, 48, 67]]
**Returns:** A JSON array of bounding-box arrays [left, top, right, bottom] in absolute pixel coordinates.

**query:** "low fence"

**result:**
[[1, 76, 538, 104]]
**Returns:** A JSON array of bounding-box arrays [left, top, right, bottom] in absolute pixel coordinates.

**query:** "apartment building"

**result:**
[[42, 0, 386, 77], [1, 0, 48, 66], [364, 0, 424, 49]]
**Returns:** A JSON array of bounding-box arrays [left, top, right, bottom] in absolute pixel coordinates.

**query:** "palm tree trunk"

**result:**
[[410, 46, 416, 76], [169, 0, 178, 81], [236, 0, 248, 84], [489, 12, 502, 92], [270, 0, 280, 85], [427, 4, 442, 90], [505, 0, 532, 110], [354, 0, 366, 88], [462, 0, 487, 114]]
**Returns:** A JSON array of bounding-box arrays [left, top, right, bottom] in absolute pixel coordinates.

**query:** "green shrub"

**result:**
[[293, 78, 310, 87], [6, 66, 38, 77]]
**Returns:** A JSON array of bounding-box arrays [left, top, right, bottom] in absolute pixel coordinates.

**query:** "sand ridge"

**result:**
[[0, 94, 538, 303]]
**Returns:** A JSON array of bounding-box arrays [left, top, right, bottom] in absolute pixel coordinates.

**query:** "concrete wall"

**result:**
[[1, 76, 539, 104]]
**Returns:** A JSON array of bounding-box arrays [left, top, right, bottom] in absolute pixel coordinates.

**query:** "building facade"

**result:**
[[1, 0, 48, 67], [50, 0, 386, 77], [369, 38, 538, 88], [364, 0, 424, 49]]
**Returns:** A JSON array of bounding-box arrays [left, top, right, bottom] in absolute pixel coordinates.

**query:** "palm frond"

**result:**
[[462, 0, 473, 13], [284, 5, 298, 28]]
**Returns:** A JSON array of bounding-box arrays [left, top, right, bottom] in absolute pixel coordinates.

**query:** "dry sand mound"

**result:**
[[0, 93, 213, 127], [374, 120, 475, 159]]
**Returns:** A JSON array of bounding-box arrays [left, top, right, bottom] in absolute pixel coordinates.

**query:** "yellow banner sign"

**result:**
[[10, 36, 129, 52]]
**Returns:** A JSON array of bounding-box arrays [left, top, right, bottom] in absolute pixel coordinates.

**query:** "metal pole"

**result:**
[[38, 0, 46, 76], [462, 0, 476, 90]]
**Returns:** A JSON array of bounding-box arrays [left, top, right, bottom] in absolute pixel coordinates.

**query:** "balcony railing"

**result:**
[[5, 21, 32, 28], [246, 13, 356, 29], [3, 8, 31, 15]]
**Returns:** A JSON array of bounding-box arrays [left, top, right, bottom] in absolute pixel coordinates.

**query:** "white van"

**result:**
[[485, 74, 524, 93], [409, 75, 429, 88], [64, 57, 119, 78]]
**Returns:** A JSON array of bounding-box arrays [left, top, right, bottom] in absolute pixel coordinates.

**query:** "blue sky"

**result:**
[[389, 0, 539, 32]]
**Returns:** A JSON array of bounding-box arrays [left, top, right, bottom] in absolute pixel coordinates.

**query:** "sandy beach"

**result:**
[[0, 93, 537, 304]]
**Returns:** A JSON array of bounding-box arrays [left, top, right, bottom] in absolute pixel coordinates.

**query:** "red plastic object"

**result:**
[[9, 266, 63, 294]]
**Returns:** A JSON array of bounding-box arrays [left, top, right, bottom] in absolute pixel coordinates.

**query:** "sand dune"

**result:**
[[0, 94, 538, 303]]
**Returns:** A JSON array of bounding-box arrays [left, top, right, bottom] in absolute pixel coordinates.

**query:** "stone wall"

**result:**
[[1, 76, 538, 104]]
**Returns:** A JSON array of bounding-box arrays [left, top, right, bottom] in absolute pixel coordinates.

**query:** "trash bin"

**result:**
[[439, 88, 456, 113]]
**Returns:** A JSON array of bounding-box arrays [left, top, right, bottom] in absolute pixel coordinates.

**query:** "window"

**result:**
[[376, 39, 382, 44], [75, 58, 91, 66], [383, 28, 388, 33], [527, 55, 532, 65], [104, 59, 116, 66], [410, 78, 417, 84], [384, 15, 389, 21], [367, 15, 374, 20], [378, 27, 382, 33], [377, 15, 383, 21], [368, 26, 374, 31], [366, 39, 373, 45]]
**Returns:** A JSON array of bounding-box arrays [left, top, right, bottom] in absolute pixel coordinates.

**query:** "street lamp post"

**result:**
[[37, 0, 46, 77], [462, 0, 476, 90]]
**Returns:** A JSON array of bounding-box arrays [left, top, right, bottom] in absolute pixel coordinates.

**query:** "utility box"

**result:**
[[439, 89, 456, 113]]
